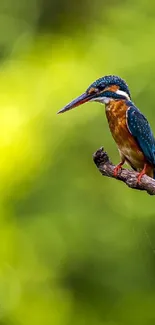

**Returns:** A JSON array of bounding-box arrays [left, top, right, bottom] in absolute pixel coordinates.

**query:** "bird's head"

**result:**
[[57, 75, 131, 114]]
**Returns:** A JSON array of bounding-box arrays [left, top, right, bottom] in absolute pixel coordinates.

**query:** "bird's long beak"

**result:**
[[57, 92, 94, 114]]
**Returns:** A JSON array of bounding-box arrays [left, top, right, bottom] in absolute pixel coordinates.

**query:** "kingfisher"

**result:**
[[57, 75, 155, 183]]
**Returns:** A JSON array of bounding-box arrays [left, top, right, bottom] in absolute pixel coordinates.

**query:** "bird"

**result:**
[[57, 75, 155, 183]]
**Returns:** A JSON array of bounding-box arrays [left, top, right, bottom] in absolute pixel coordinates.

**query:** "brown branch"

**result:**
[[93, 147, 155, 195]]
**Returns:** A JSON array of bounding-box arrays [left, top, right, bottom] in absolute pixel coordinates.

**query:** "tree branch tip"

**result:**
[[93, 147, 155, 196]]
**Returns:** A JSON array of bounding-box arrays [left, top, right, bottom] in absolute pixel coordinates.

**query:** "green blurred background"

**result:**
[[1, 0, 155, 324]]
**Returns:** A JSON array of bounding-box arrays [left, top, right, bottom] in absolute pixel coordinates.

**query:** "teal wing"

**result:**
[[126, 105, 155, 165]]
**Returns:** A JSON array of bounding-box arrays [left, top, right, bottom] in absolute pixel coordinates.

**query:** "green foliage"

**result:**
[[0, 0, 155, 324]]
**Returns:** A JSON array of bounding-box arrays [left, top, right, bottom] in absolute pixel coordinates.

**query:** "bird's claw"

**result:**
[[113, 164, 123, 177], [137, 164, 147, 184]]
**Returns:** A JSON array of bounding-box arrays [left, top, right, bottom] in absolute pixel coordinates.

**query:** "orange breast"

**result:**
[[106, 100, 145, 170]]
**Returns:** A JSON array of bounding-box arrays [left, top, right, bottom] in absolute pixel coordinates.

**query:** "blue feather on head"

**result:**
[[87, 75, 131, 99]]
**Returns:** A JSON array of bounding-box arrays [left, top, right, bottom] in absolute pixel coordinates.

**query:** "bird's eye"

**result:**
[[97, 84, 105, 91]]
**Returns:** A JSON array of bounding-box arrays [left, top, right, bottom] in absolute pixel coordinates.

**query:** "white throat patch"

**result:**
[[90, 97, 111, 104]]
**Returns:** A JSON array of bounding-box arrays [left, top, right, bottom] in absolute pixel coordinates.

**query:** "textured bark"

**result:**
[[93, 147, 155, 195]]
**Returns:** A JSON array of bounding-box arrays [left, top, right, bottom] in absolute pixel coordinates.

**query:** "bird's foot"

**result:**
[[113, 162, 124, 177], [137, 164, 147, 184]]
